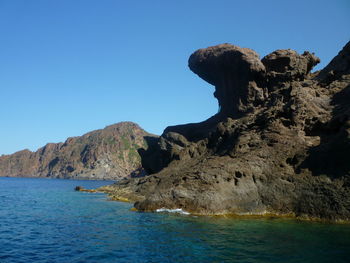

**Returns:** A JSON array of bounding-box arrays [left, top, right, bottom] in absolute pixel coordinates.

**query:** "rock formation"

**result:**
[[100, 41, 350, 221], [0, 122, 157, 180], [189, 44, 267, 117]]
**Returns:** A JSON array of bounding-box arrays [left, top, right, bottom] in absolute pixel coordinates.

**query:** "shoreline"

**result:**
[[76, 185, 350, 224]]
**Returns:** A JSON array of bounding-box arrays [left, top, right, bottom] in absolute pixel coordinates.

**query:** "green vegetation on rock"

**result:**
[[0, 122, 157, 180]]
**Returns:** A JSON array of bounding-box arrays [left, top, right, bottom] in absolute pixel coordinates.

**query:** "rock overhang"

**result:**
[[188, 43, 321, 117], [188, 43, 266, 87]]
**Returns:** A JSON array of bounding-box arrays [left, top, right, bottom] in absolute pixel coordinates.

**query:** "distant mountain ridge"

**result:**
[[0, 122, 157, 180]]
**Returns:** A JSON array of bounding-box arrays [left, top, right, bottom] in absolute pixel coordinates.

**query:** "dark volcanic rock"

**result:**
[[262, 49, 320, 82], [75, 186, 83, 191], [317, 41, 350, 83], [103, 41, 350, 221], [189, 44, 267, 117], [0, 122, 157, 180], [143, 44, 269, 173]]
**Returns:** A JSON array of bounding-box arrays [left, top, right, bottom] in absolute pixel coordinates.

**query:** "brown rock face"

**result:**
[[103, 41, 350, 221], [189, 44, 267, 117], [262, 49, 320, 82], [317, 41, 350, 83], [0, 122, 156, 180]]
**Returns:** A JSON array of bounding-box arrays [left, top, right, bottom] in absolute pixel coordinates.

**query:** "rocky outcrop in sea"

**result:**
[[100, 41, 350, 221], [0, 122, 157, 180]]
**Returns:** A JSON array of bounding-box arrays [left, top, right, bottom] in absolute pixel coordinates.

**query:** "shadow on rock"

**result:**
[[299, 84, 350, 178]]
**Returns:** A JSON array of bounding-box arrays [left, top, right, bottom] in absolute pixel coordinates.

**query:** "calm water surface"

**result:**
[[0, 177, 349, 263]]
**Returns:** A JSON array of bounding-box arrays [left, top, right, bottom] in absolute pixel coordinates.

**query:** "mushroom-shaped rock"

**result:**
[[262, 49, 320, 82], [189, 44, 267, 117]]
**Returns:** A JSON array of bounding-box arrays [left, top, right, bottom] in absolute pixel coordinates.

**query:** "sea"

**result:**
[[0, 177, 349, 263]]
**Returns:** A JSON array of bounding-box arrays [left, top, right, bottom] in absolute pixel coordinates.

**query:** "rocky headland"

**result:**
[[99, 41, 350, 221], [0, 122, 157, 180]]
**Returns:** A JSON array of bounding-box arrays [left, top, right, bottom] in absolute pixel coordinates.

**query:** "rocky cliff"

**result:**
[[100, 41, 350, 221], [0, 122, 157, 180]]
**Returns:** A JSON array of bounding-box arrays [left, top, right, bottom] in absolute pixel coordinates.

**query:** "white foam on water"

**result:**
[[156, 208, 190, 215]]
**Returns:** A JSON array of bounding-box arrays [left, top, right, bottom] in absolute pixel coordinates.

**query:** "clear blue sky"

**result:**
[[0, 0, 349, 155]]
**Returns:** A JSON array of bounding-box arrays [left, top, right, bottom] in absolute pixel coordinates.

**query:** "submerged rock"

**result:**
[[75, 186, 83, 191], [74, 186, 99, 193]]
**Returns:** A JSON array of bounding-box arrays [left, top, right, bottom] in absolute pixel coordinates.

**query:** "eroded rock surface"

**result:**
[[189, 44, 267, 117], [0, 122, 156, 180], [262, 49, 320, 82], [104, 42, 350, 221]]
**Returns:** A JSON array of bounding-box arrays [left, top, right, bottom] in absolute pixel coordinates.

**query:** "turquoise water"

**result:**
[[0, 177, 350, 263]]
